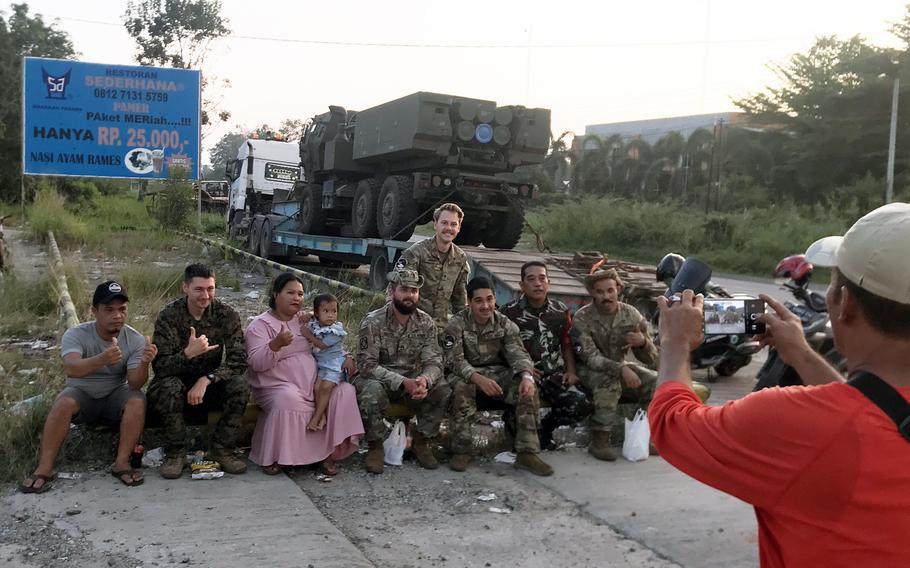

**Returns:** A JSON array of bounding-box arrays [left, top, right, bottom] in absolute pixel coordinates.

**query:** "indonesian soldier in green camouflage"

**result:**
[[354, 268, 451, 474], [500, 261, 592, 449], [398, 203, 469, 333], [571, 268, 658, 461], [445, 276, 554, 476], [148, 264, 250, 478]]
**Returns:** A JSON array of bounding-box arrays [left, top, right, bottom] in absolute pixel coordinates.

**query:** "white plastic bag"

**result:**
[[383, 420, 407, 466], [622, 409, 650, 462]]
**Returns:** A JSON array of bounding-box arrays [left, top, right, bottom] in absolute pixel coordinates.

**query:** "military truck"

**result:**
[[295, 92, 550, 249]]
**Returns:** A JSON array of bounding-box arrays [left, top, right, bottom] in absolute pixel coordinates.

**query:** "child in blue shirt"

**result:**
[[302, 293, 348, 431]]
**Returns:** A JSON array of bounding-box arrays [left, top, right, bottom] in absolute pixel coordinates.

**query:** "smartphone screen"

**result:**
[[703, 298, 766, 335]]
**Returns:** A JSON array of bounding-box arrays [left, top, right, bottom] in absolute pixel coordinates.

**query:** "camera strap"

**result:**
[[848, 371, 910, 443]]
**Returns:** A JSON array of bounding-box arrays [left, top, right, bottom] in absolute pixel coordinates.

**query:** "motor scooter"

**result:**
[[753, 254, 845, 390]]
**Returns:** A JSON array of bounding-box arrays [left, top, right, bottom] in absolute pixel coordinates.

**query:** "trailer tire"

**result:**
[[377, 175, 417, 241], [227, 210, 244, 240], [299, 184, 326, 235], [481, 206, 524, 249], [352, 179, 381, 238], [368, 252, 390, 290]]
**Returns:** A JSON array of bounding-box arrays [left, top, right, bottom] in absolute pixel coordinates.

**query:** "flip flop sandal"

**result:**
[[19, 473, 56, 494], [320, 460, 338, 477], [111, 469, 144, 487]]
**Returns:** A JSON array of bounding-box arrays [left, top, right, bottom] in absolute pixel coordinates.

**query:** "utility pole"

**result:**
[[886, 76, 899, 204]]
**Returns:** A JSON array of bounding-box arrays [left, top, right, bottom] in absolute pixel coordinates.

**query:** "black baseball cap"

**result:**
[[92, 281, 129, 306]]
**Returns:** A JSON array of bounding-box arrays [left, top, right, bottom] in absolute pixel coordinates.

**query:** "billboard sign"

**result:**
[[22, 57, 201, 179]]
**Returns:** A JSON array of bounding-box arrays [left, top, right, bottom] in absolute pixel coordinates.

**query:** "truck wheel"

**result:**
[[368, 252, 390, 290], [454, 217, 484, 246], [352, 179, 380, 238], [259, 220, 273, 259], [481, 206, 524, 249], [377, 175, 417, 241], [248, 217, 263, 255], [298, 184, 325, 235]]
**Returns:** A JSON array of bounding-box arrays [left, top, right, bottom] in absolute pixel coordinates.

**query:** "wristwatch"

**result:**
[[206, 373, 216, 383]]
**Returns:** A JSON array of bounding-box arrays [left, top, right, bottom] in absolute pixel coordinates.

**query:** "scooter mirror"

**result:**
[[666, 257, 712, 297]]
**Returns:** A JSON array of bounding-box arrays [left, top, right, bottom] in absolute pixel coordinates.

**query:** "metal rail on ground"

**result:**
[[178, 231, 387, 302], [47, 230, 80, 330]]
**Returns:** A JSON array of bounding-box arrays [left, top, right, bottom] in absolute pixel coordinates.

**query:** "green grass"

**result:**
[[0, 272, 58, 336], [0, 274, 64, 482], [27, 189, 88, 246], [526, 197, 855, 275]]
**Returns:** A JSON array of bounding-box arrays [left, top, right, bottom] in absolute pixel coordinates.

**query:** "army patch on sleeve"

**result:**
[[395, 258, 408, 270], [442, 334, 455, 350], [360, 335, 369, 350]]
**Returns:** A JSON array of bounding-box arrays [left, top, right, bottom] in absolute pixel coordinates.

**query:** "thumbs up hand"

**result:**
[[140, 335, 158, 365], [100, 337, 123, 366], [270, 323, 295, 351], [184, 326, 220, 359]]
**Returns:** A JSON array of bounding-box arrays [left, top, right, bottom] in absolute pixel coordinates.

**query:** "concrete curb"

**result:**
[[47, 230, 80, 332], [178, 231, 386, 301]]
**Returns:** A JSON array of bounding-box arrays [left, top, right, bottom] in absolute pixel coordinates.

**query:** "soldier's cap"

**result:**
[[584, 268, 623, 291], [92, 280, 129, 306], [805, 202, 910, 305], [386, 268, 424, 289]]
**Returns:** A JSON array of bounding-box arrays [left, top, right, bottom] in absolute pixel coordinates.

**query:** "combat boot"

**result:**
[[208, 448, 248, 474], [411, 432, 439, 469], [514, 452, 554, 476], [588, 430, 618, 461], [449, 454, 471, 472], [160, 454, 185, 479], [364, 440, 384, 474]]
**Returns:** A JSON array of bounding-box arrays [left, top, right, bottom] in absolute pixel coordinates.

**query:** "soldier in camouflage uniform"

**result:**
[[445, 276, 554, 476], [148, 264, 250, 478], [500, 261, 592, 449], [398, 203, 469, 333], [571, 268, 658, 461], [354, 268, 450, 474]]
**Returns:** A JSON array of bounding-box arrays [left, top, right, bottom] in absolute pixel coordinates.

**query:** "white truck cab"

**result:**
[[225, 139, 301, 236]]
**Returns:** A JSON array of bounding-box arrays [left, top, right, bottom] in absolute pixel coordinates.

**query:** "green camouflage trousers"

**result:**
[[147, 374, 250, 456], [353, 376, 452, 442], [577, 363, 657, 432], [450, 366, 541, 455]]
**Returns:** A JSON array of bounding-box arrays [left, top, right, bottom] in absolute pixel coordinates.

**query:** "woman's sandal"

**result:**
[[262, 463, 284, 476], [320, 459, 338, 477]]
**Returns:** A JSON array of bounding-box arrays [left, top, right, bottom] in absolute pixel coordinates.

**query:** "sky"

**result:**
[[18, 0, 907, 166]]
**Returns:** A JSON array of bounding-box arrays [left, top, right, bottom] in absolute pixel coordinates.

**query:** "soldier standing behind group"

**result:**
[[355, 268, 451, 474], [397, 203, 470, 333], [148, 263, 250, 478], [445, 276, 554, 476], [571, 268, 658, 461], [500, 261, 591, 449]]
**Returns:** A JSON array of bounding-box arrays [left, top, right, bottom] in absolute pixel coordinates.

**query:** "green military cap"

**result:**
[[387, 268, 425, 288]]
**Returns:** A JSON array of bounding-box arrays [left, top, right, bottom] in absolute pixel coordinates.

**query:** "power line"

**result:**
[[49, 13, 803, 50]]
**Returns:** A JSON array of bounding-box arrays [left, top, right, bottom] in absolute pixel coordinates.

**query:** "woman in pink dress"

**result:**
[[245, 273, 363, 475]]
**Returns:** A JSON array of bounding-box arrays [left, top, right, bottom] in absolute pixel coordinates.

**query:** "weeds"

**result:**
[[27, 187, 88, 246], [0, 273, 58, 336], [526, 197, 855, 275]]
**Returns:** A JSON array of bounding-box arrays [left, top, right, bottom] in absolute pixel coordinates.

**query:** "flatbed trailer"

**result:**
[[246, 198, 411, 290], [248, 194, 664, 311]]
